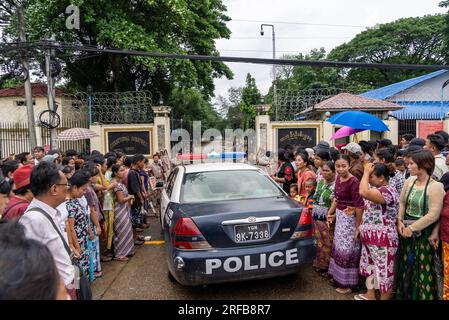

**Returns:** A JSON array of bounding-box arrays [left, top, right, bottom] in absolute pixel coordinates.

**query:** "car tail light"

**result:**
[[290, 208, 314, 240], [173, 217, 212, 250]]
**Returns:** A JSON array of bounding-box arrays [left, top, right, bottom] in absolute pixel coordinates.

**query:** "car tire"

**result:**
[[167, 270, 176, 283]]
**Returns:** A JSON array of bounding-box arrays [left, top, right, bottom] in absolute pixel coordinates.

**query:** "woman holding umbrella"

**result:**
[[396, 150, 445, 300]]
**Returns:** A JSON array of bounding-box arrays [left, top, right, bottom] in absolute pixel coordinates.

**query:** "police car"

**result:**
[[160, 162, 316, 286]]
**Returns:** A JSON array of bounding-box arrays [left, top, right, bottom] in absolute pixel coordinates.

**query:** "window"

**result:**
[[166, 168, 179, 198], [181, 170, 283, 204], [15, 100, 36, 106]]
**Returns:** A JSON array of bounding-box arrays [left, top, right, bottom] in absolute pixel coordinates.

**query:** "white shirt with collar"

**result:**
[[19, 198, 75, 286], [433, 153, 449, 181]]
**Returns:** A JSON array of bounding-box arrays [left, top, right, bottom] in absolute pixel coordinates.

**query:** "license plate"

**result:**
[[234, 223, 270, 242]]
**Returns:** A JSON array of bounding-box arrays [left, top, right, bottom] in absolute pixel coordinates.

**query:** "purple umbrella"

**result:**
[[331, 126, 365, 140]]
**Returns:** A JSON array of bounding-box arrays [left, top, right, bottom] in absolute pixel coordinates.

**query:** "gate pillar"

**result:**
[[152, 106, 171, 155], [255, 104, 272, 153]]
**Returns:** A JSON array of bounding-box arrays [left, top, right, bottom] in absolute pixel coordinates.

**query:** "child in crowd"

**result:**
[[304, 178, 317, 208], [395, 159, 407, 179], [289, 183, 302, 203]]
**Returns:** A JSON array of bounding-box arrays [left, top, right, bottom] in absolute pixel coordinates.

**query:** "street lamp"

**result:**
[[260, 24, 276, 120]]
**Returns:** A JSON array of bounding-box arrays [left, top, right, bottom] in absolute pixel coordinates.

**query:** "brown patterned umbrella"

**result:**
[[56, 128, 99, 141]]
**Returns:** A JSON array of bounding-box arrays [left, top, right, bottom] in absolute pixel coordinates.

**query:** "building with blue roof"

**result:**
[[360, 70, 449, 136], [360, 70, 449, 120]]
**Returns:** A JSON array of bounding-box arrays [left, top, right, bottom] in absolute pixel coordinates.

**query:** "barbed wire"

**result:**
[[58, 91, 154, 124]]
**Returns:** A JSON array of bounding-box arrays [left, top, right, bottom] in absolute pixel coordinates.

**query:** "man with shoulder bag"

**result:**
[[19, 162, 92, 300]]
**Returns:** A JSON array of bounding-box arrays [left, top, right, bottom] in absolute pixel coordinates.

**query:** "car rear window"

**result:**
[[181, 170, 283, 203]]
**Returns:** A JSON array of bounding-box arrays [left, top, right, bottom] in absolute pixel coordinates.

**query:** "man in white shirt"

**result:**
[[19, 162, 76, 299], [425, 133, 449, 180]]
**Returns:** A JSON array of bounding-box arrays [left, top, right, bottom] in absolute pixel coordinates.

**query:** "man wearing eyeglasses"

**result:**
[[19, 162, 76, 299]]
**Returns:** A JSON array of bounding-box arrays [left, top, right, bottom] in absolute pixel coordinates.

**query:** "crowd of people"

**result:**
[[2, 131, 449, 300], [0, 147, 167, 300], [271, 131, 449, 300]]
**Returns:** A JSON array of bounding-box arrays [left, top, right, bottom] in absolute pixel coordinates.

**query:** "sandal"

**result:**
[[100, 255, 113, 262], [336, 287, 352, 294], [134, 239, 144, 246], [114, 256, 129, 262], [94, 272, 103, 278], [354, 294, 372, 300]]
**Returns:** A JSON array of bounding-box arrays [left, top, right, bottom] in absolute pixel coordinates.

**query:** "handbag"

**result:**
[[30, 207, 92, 300]]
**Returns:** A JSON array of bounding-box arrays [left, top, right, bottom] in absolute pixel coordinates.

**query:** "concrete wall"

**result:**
[[0, 96, 63, 124], [255, 114, 399, 153]]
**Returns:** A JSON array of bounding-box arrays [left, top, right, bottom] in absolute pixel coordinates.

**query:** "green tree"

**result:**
[[328, 14, 447, 87], [239, 73, 261, 130], [265, 14, 447, 112], [1, 0, 233, 100], [439, 1, 449, 60], [168, 86, 223, 133]]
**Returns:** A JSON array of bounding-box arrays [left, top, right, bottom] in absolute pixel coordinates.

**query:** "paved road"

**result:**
[[92, 216, 355, 300]]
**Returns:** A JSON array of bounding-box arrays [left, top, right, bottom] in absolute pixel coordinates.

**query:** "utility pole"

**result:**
[[17, 6, 37, 149], [45, 35, 57, 149], [260, 24, 276, 120]]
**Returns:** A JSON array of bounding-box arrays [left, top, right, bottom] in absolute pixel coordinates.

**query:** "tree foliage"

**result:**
[[1, 0, 233, 100], [263, 13, 448, 104], [328, 14, 447, 87]]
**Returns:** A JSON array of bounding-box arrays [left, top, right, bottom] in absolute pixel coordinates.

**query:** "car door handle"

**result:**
[[222, 216, 280, 225]]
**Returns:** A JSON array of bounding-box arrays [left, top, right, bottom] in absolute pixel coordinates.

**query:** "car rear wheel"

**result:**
[[167, 270, 176, 283]]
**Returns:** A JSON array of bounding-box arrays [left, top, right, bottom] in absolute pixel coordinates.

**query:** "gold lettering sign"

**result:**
[[279, 130, 313, 143], [107, 131, 151, 155], [130, 136, 147, 147], [110, 136, 130, 150], [277, 127, 317, 150]]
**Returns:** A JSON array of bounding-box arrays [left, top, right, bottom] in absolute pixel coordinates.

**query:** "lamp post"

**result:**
[[260, 23, 276, 120], [87, 85, 93, 127]]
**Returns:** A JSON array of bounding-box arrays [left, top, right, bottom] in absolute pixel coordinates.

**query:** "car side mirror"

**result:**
[[155, 181, 165, 189]]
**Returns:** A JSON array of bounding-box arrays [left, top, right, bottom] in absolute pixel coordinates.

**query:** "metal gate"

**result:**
[[398, 119, 416, 137]]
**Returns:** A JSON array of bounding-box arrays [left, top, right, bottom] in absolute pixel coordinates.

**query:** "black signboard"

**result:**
[[107, 131, 151, 155], [277, 127, 317, 151]]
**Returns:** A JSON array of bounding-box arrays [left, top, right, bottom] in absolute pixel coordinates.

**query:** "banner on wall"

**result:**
[[417, 121, 444, 139]]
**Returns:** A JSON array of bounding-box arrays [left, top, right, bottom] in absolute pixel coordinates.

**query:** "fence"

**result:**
[[0, 122, 31, 159], [274, 87, 372, 121], [41, 117, 90, 155], [0, 117, 90, 159]]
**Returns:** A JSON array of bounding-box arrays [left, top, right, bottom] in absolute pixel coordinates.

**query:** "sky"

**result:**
[[213, 0, 447, 103]]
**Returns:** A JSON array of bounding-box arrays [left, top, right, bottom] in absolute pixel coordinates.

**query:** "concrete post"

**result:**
[[152, 106, 172, 156], [255, 104, 272, 153], [383, 117, 399, 145], [89, 124, 103, 153]]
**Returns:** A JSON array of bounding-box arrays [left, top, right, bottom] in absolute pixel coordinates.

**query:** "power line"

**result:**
[[2, 41, 449, 71], [218, 49, 310, 53], [230, 19, 368, 28], [227, 36, 352, 40]]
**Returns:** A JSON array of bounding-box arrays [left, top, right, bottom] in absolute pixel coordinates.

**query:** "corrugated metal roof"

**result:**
[[360, 70, 448, 100], [392, 101, 449, 120], [301, 92, 403, 113]]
